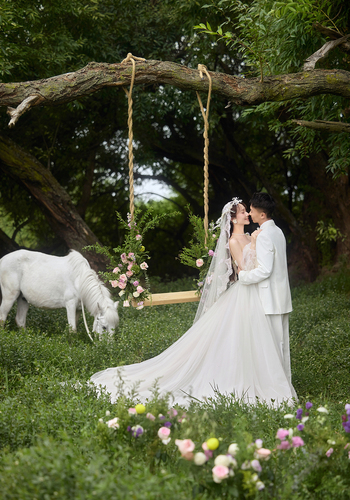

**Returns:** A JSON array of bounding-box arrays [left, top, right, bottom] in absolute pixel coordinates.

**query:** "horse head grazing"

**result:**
[[68, 251, 120, 338], [93, 301, 119, 339]]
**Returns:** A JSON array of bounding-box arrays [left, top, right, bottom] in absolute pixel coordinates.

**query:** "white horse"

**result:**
[[0, 249, 119, 337]]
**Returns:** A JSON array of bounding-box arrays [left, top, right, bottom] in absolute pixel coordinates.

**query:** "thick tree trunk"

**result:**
[[0, 135, 107, 270], [0, 227, 19, 258], [306, 152, 350, 258]]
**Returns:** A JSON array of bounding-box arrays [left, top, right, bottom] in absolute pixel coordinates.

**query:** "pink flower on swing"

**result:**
[[127, 263, 133, 271], [208, 250, 215, 256], [119, 274, 127, 282], [113, 267, 120, 274], [140, 262, 148, 270], [118, 281, 126, 289], [110, 280, 119, 288], [126, 270, 133, 277], [133, 281, 139, 287], [136, 286, 144, 294], [136, 234, 142, 240], [196, 258, 204, 267], [121, 253, 128, 263], [128, 252, 135, 260]]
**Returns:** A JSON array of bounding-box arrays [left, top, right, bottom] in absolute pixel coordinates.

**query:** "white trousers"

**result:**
[[265, 313, 291, 384]]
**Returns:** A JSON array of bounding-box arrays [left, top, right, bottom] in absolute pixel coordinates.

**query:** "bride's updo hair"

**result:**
[[230, 201, 247, 236]]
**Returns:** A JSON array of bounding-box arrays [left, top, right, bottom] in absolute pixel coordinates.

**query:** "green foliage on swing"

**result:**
[[179, 209, 218, 291], [85, 208, 180, 307]]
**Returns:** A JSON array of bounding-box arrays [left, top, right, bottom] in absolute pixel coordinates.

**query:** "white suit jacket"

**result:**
[[239, 220, 292, 315]]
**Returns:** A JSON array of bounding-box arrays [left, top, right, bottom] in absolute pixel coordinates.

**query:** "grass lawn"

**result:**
[[0, 270, 349, 498]]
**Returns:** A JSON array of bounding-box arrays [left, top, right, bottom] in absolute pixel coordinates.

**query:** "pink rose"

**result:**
[[128, 408, 137, 415], [158, 427, 171, 440], [277, 440, 291, 450], [133, 280, 139, 286], [208, 249, 215, 256], [146, 413, 155, 421], [126, 270, 133, 277], [136, 286, 144, 294], [113, 267, 120, 274], [127, 263, 133, 271], [212, 465, 229, 483], [118, 281, 126, 289], [119, 274, 127, 281], [175, 439, 195, 459], [110, 280, 119, 288], [196, 258, 204, 267], [140, 262, 148, 270], [276, 428, 289, 440], [128, 252, 135, 260], [255, 448, 271, 460], [292, 436, 305, 448], [107, 417, 119, 429], [136, 234, 142, 240], [168, 408, 178, 418]]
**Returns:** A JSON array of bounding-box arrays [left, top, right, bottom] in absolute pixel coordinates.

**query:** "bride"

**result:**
[[90, 198, 297, 406]]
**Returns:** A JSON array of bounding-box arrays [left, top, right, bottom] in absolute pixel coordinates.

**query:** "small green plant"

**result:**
[[315, 220, 346, 266], [178, 210, 218, 292]]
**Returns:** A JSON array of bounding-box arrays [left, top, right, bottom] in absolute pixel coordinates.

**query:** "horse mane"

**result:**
[[67, 251, 118, 325]]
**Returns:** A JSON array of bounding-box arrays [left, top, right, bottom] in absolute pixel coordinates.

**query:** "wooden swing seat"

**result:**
[[143, 290, 200, 306]]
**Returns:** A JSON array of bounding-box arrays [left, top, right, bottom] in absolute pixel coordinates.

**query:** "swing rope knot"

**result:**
[[196, 65, 212, 245]]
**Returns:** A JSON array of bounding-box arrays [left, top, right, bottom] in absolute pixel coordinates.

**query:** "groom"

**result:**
[[238, 192, 293, 384]]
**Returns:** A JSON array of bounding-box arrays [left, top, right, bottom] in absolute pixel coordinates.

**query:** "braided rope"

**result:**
[[121, 53, 146, 222], [196, 64, 212, 245]]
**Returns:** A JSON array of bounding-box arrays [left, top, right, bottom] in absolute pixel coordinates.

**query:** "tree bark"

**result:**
[[1, 60, 350, 126], [0, 135, 107, 270]]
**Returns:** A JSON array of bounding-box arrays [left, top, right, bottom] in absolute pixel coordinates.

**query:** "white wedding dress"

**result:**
[[90, 243, 297, 406]]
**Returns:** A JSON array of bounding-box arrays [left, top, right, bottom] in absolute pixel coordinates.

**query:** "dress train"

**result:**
[[90, 279, 297, 407]]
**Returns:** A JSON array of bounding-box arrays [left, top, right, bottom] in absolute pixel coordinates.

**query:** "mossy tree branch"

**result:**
[[1, 60, 350, 126]]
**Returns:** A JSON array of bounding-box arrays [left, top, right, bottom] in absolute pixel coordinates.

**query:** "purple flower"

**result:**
[[204, 450, 213, 460], [130, 425, 144, 438], [305, 402, 313, 410], [345, 403, 350, 416], [164, 421, 172, 428], [296, 408, 303, 420], [342, 421, 350, 433], [297, 424, 305, 431], [208, 249, 215, 256]]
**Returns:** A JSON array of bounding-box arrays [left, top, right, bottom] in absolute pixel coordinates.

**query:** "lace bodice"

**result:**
[[233, 242, 257, 273]]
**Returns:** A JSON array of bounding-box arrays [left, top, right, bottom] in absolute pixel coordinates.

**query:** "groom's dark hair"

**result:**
[[250, 192, 276, 218]]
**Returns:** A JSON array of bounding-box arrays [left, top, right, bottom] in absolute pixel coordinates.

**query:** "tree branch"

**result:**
[[303, 35, 350, 70], [291, 119, 350, 133], [1, 60, 350, 126], [313, 22, 350, 54]]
